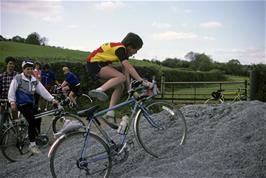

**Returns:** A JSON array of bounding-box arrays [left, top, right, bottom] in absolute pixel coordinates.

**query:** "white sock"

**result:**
[[106, 110, 115, 117], [96, 87, 103, 92], [30, 142, 36, 147]]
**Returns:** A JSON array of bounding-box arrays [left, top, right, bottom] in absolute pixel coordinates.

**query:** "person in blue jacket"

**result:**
[[8, 61, 58, 155]]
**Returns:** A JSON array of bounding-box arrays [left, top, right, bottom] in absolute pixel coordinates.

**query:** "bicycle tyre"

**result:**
[[49, 131, 112, 178], [1, 123, 31, 162], [75, 93, 93, 111], [52, 113, 85, 134], [134, 101, 187, 158], [204, 97, 224, 104]]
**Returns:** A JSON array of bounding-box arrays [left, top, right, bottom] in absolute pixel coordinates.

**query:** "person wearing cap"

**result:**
[[86, 32, 153, 124], [8, 60, 58, 155], [59, 66, 80, 105], [0, 57, 18, 118]]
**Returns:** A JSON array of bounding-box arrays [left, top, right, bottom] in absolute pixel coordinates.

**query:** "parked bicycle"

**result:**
[[43, 85, 93, 112], [204, 88, 244, 104], [48, 79, 187, 177], [1, 104, 84, 162], [0, 99, 24, 139]]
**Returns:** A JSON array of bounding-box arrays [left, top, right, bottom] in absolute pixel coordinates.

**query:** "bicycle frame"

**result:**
[[78, 86, 162, 162]]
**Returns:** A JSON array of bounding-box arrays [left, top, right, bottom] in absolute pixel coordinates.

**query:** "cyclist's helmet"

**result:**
[[121, 32, 143, 49], [22, 60, 34, 69]]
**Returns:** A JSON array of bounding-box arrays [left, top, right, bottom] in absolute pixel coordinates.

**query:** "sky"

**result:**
[[1, 0, 265, 65]]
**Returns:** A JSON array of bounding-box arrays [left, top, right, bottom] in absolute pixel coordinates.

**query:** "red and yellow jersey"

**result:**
[[86, 42, 128, 63]]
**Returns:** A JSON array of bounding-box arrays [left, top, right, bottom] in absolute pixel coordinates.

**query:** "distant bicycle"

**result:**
[[1, 104, 84, 162], [44, 85, 93, 112], [204, 88, 244, 104], [48, 79, 187, 178]]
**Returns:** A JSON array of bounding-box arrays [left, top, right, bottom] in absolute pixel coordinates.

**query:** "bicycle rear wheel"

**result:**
[[49, 131, 111, 178], [52, 113, 85, 134], [135, 101, 187, 158], [75, 94, 93, 111], [1, 123, 31, 162]]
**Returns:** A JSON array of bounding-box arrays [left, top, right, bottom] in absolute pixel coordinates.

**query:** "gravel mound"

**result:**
[[0, 100, 265, 178]]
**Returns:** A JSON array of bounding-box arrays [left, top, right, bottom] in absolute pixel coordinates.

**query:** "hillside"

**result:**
[[0, 41, 89, 63]]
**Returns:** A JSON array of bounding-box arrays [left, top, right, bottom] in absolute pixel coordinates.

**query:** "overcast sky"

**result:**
[[1, 0, 265, 65]]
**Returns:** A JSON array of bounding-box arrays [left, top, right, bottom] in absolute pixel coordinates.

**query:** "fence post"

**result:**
[[161, 75, 165, 99], [249, 71, 257, 101], [244, 80, 248, 100]]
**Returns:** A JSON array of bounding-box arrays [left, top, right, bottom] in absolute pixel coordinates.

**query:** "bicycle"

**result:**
[[204, 88, 243, 104], [43, 85, 93, 112], [1, 104, 84, 162], [0, 99, 24, 139], [48, 79, 187, 178]]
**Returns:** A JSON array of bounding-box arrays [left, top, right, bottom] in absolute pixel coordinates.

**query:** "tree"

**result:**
[[12, 35, 25, 43], [0, 35, 7, 41], [40, 37, 48, 46], [25, 32, 41, 45], [226, 59, 243, 75], [188, 52, 213, 71]]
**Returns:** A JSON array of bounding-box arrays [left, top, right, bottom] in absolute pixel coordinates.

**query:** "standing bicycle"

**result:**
[[204, 88, 244, 104], [1, 103, 84, 162], [48, 79, 187, 177]]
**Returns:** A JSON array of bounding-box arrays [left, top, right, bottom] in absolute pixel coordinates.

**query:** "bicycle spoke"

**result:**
[[136, 101, 187, 158], [50, 132, 111, 178]]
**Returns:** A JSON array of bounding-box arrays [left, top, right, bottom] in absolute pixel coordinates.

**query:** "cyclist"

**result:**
[[8, 60, 58, 154], [0, 57, 18, 119], [86, 32, 152, 123], [59, 66, 80, 106]]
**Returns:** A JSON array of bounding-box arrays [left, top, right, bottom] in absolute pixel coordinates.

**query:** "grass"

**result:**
[[0, 41, 89, 63]]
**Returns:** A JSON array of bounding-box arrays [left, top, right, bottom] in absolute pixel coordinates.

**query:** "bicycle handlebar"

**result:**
[[34, 104, 64, 119]]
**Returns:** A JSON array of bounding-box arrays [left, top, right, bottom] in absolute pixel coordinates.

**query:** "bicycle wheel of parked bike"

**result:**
[[1, 123, 31, 162], [204, 97, 224, 105], [52, 113, 85, 134], [75, 93, 93, 111], [135, 101, 187, 158], [49, 131, 111, 178]]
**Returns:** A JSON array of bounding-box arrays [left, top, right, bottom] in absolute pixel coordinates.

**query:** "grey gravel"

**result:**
[[0, 100, 265, 178]]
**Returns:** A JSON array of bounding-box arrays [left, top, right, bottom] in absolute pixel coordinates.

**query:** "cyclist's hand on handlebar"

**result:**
[[142, 80, 153, 89], [52, 99, 59, 108]]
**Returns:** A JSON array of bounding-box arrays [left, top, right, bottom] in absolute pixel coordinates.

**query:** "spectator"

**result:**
[[0, 57, 18, 119], [41, 64, 59, 92], [8, 60, 58, 154]]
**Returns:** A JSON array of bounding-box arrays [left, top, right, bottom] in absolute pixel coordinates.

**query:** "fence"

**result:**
[[157, 76, 248, 104]]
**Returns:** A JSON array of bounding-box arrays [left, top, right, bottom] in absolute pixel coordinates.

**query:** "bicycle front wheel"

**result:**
[[49, 131, 112, 178], [1, 123, 31, 162], [135, 101, 187, 158], [52, 113, 85, 134]]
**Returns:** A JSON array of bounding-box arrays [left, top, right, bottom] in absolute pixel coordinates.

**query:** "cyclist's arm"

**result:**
[[121, 60, 142, 82], [60, 80, 68, 88]]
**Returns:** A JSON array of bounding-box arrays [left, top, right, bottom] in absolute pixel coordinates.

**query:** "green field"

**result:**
[[0, 41, 88, 63]]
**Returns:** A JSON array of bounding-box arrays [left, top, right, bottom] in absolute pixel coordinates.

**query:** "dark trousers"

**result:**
[[17, 103, 41, 142]]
